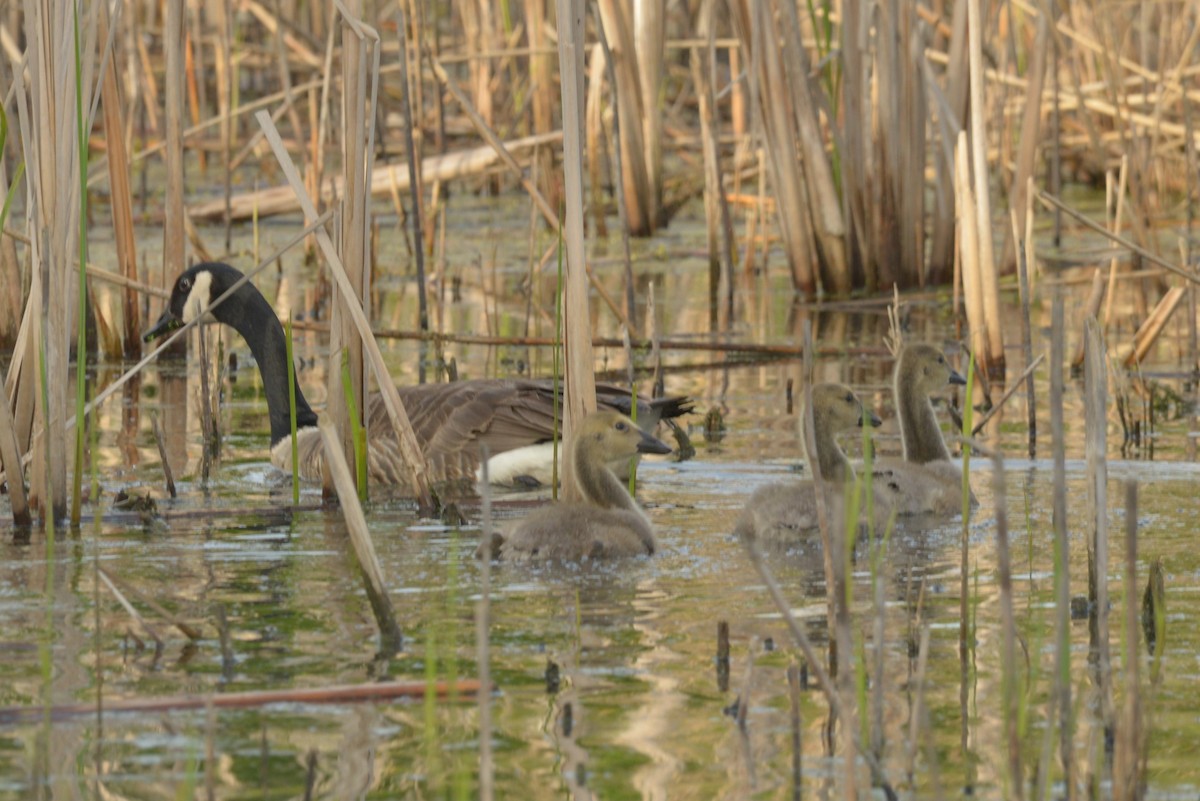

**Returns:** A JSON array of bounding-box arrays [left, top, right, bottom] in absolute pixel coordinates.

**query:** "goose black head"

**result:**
[[143, 262, 246, 342]]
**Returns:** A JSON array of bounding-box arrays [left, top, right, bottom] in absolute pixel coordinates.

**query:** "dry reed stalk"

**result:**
[[161, 0, 186, 330], [257, 111, 434, 511], [318, 422, 402, 651], [0, 358, 28, 525], [98, 2, 139, 360], [1083, 318, 1113, 731], [190, 131, 563, 221], [1011, 210, 1037, 455], [210, 0, 232, 252], [18, 0, 100, 521], [689, 0, 734, 331], [1101, 157, 1129, 328], [954, 133, 989, 373], [965, 0, 1004, 379], [730, 0, 817, 295], [394, 6, 429, 334], [1002, 11, 1049, 274], [584, 43, 608, 237], [150, 411, 176, 499], [0, 679, 484, 725], [592, 24, 639, 333], [1069, 268, 1106, 371], [594, 0, 658, 235], [323, 0, 380, 499], [1036, 188, 1200, 286], [1124, 286, 1185, 367], [1049, 291, 1074, 795], [555, 0, 597, 501], [1112, 481, 1143, 801]]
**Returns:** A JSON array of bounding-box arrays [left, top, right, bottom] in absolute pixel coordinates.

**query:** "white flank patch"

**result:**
[[480, 442, 558, 487], [181, 270, 216, 324]]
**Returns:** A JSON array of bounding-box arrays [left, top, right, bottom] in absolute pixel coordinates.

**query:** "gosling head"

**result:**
[[144, 262, 247, 342], [896, 344, 966, 397], [576, 410, 673, 462], [810, 383, 882, 431]]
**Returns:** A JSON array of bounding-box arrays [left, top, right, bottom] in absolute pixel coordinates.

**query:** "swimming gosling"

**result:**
[[872, 343, 974, 515], [143, 262, 691, 491], [486, 411, 673, 562], [733, 383, 888, 544]]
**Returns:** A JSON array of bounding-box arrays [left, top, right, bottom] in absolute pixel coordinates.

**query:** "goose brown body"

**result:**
[[733, 384, 890, 543], [145, 263, 691, 492], [489, 411, 673, 561], [871, 344, 974, 515]]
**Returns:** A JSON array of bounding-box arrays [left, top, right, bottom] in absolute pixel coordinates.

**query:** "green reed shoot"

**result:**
[[285, 314, 299, 504], [340, 350, 368, 501], [628, 383, 638, 496], [71, 3, 90, 526]]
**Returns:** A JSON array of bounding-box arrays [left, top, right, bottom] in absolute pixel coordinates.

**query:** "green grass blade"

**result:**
[[340, 350, 368, 501]]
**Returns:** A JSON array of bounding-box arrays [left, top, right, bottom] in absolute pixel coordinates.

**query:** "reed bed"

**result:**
[[0, 0, 1190, 797]]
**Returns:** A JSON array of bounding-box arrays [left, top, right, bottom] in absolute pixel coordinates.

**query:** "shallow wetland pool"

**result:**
[[2, 204, 1200, 799]]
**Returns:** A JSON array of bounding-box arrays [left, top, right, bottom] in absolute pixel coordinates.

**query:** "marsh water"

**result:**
[[2, 194, 1200, 799]]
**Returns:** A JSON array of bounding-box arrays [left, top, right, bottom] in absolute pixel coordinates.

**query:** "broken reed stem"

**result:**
[[256, 110, 434, 512], [150, 411, 176, 499], [1036, 189, 1200, 286], [476, 448, 494, 801], [317, 421, 402, 653], [971, 354, 1046, 437]]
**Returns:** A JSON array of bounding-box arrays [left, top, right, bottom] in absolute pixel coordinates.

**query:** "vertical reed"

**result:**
[[1049, 291, 1074, 793], [285, 314, 299, 505], [1083, 319, 1113, 732], [555, 0, 597, 499], [1113, 481, 1143, 801], [161, 0, 186, 325]]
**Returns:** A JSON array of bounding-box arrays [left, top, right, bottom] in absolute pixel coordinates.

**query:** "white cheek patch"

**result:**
[[181, 271, 215, 324]]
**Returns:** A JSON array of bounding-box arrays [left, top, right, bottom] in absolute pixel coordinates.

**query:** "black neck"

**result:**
[[214, 282, 318, 445]]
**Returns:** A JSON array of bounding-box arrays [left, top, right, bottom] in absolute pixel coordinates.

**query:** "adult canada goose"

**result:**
[[733, 383, 888, 543], [143, 262, 691, 490], [871, 343, 974, 515], [485, 410, 673, 561]]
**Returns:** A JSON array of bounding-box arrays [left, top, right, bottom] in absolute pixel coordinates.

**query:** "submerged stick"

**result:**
[[0, 679, 485, 724], [318, 422, 402, 653], [1050, 291, 1074, 792], [149, 412, 176, 499]]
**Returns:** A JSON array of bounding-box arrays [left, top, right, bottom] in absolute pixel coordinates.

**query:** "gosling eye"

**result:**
[[844, 392, 854, 404], [615, 421, 628, 432]]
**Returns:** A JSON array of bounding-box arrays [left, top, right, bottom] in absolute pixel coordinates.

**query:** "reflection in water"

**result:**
[[3, 230, 1200, 798]]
